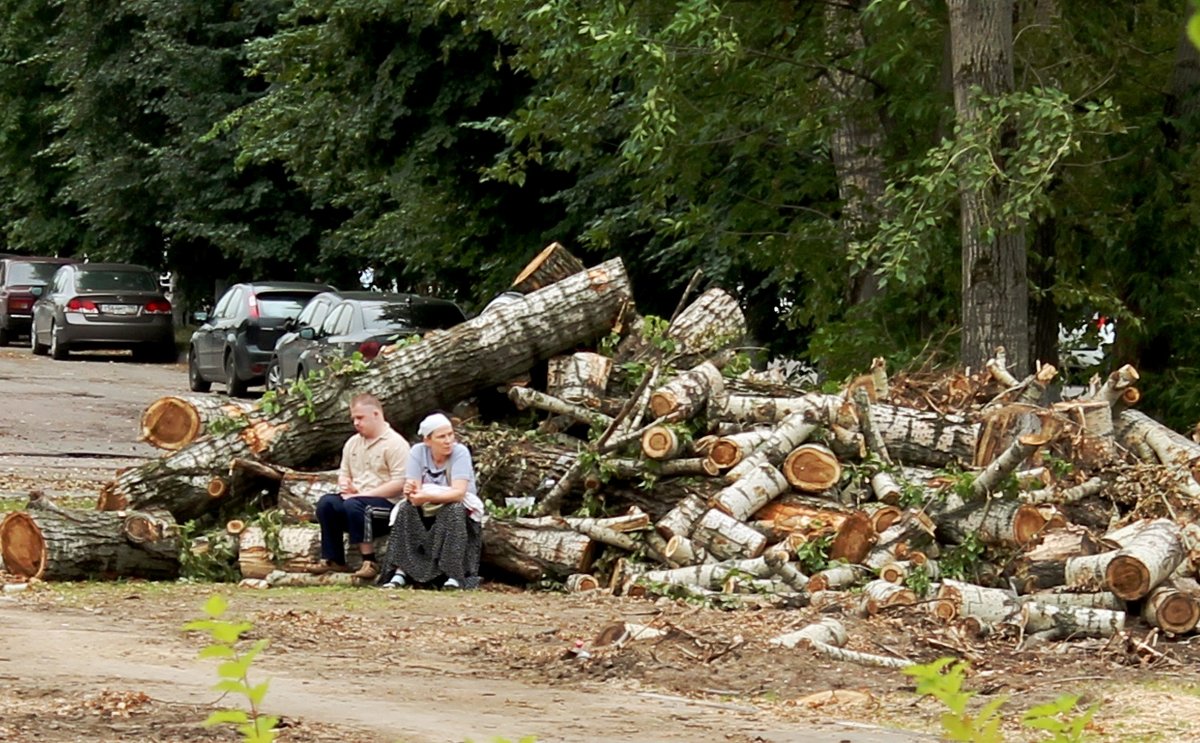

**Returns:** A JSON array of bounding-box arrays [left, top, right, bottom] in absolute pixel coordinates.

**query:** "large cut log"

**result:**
[[781, 443, 842, 493], [481, 517, 598, 582], [1017, 602, 1125, 641], [140, 395, 259, 451], [929, 492, 1051, 546], [232, 523, 388, 579], [1105, 518, 1185, 600], [1141, 582, 1200, 634], [655, 492, 709, 540], [0, 495, 179, 580], [932, 579, 1018, 624], [662, 288, 746, 367], [101, 259, 633, 523], [511, 241, 586, 293]]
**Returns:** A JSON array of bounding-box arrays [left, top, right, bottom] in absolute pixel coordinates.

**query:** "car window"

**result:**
[[255, 292, 321, 320], [6, 262, 64, 286], [297, 296, 329, 327], [363, 301, 466, 330], [52, 269, 71, 294], [76, 269, 158, 293], [321, 304, 349, 336]]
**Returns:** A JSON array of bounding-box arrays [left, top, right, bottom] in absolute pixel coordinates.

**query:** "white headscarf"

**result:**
[[417, 413, 453, 438]]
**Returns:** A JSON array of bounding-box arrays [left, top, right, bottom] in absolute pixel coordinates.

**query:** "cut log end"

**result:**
[[648, 391, 678, 420], [707, 439, 743, 469], [1012, 504, 1050, 545], [1106, 555, 1152, 601], [641, 426, 682, 460], [0, 512, 45, 579], [782, 444, 841, 492], [139, 397, 203, 451]]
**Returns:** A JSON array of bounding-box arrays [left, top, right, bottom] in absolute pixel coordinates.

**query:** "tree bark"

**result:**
[[100, 258, 634, 523], [648, 361, 727, 420], [1105, 518, 1185, 600], [712, 461, 790, 521], [546, 352, 612, 407], [662, 288, 746, 367], [0, 496, 178, 581], [1140, 582, 1200, 634], [949, 0, 1029, 374], [481, 518, 598, 582], [690, 508, 768, 560]]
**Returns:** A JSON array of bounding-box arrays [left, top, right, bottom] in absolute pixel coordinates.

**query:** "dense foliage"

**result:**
[[0, 1, 1199, 425]]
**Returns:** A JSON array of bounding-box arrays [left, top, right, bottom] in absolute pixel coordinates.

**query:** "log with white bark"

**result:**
[[879, 559, 940, 585], [1104, 518, 1185, 600], [513, 510, 650, 534], [763, 549, 810, 592], [781, 443, 842, 493], [102, 258, 635, 523], [235, 524, 383, 579], [511, 241, 586, 293], [545, 352, 613, 407], [1019, 590, 1124, 612], [862, 579, 917, 611], [648, 361, 727, 420], [1140, 582, 1200, 634], [1087, 364, 1140, 407], [140, 395, 259, 451], [1053, 400, 1116, 467], [655, 492, 710, 540], [664, 533, 710, 566], [263, 570, 356, 587], [635, 556, 774, 590], [565, 573, 601, 592], [932, 579, 1017, 623], [481, 517, 598, 582], [690, 508, 768, 560], [769, 616, 847, 649], [640, 424, 689, 460], [1017, 602, 1125, 640], [1115, 409, 1200, 497], [1021, 477, 1104, 506], [930, 493, 1051, 546], [274, 469, 339, 521], [712, 461, 790, 521], [589, 457, 719, 485], [724, 411, 818, 482], [971, 413, 1060, 498], [852, 386, 892, 465], [707, 429, 775, 470], [662, 288, 746, 367], [0, 494, 179, 581], [868, 471, 904, 505], [1010, 524, 1105, 593], [807, 564, 871, 592], [508, 386, 613, 429]]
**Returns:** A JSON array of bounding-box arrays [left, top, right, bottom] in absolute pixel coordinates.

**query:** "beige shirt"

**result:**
[[338, 425, 410, 502]]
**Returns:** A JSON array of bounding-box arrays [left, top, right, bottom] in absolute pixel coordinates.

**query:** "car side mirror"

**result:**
[[192, 311, 209, 323], [29, 286, 44, 297], [299, 326, 316, 340]]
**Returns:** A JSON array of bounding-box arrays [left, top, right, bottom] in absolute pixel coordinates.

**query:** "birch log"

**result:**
[[641, 425, 688, 460], [545, 352, 613, 407], [101, 258, 634, 522], [930, 493, 1050, 546], [481, 518, 598, 581], [712, 461, 790, 521], [690, 508, 768, 559], [508, 386, 613, 429], [648, 361, 727, 420], [655, 493, 710, 540], [636, 557, 774, 590], [807, 564, 871, 592], [763, 549, 810, 592], [725, 411, 819, 482], [863, 579, 917, 610], [664, 288, 746, 367], [707, 429, 775, 470], [781, 443, 842, 493], [932, 579, 1017, 623], [1018, 602, 1125, 640], [1105, 519, 1185, 600], [1140, 582, 1200, 634]]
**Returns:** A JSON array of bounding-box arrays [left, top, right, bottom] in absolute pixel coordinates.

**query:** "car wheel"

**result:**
[[224, 351, 248, 397], [30, 321, 47, 355], [188, 348, 211, 392], [265, 359, 283, 391], [49, 320, 69, 360]]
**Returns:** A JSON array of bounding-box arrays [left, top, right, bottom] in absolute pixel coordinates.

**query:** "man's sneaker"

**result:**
[[353, 561, 380, 580], [380, 573, 408, 590], [443, 578, 461, 590]]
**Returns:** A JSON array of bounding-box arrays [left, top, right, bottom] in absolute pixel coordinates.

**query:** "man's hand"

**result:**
[[339, 482, 359, 499]]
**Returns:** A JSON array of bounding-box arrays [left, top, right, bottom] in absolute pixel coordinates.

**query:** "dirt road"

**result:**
[[0, 347, 936, 742]]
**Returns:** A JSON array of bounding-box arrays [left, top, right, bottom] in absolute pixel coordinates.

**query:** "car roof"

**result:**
[[2, 256, 76, 265], [70, 262, 154, 271], [335, 291, 460, 307], [239, 281, 337, 293]]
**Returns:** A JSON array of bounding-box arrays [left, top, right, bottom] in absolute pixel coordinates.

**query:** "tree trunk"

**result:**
[[690, 508, 768, 560], [655, 492, 709, 540], [546, 352, 612, 407], [0, 497, 178, 581], [100, 258, 633, 523], [662, 288, 746, 367], [1105, 518, 1185, 600], [712, 461, 790, 521], [930, 492, 1050, 546], [481, 518, 598, 582], [948, 0, 1029, 374], [649, 361, 727, 420], [140, 395, 258, 451]]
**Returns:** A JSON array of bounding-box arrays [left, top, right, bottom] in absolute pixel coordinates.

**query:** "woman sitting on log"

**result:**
[[379, 413, 484, 589]]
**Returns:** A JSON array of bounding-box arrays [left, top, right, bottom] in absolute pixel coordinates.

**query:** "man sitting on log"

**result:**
[[379, 412, 484, 590], [312, 393, 410, 579]]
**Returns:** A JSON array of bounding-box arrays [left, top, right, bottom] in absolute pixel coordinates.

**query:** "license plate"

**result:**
[[101, 304, 138, 315]]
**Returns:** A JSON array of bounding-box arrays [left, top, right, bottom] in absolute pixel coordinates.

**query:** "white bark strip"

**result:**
[[1021, 477, 1104, 505], [769, 617, 847, 649], [691, 508, 768, 560], [1019, 590, 1124, 612], [636, 557, 773, 590], [933, 579, 1017, 623], [712, 461, 791, 521], [1018, 602, 1125, 640]]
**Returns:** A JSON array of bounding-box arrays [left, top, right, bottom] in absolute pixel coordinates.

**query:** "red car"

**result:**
[[0, 256, 77, 345]]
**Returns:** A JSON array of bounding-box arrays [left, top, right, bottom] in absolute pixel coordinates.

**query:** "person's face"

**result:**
[[425, 426, 455, 458], [350, 403, 384, 438]]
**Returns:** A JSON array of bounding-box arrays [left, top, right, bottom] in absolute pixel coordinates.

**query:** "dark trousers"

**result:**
[[315, 493, 394, 564]]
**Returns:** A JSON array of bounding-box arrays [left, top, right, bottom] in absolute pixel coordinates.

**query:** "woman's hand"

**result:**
[[408, 491, 429, 506]]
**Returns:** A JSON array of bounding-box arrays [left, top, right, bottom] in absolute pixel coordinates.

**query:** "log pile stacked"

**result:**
[[5, 242, 1200, 659]]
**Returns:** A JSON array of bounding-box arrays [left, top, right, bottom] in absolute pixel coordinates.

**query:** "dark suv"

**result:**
[[188, 281, 335, 396], [0, 256, 76, 345]]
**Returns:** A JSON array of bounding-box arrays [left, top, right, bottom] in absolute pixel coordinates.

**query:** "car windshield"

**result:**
[[256, 292, 320, 319], [363, 301, 465, 331], [8, 262, 65, 285], [76, 269, 158, 293]]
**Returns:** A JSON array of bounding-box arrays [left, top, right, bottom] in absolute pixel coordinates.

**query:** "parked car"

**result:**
[[263, 290, 342, 390], [29, 262, 176, 361], [0, 256, 77, 345], [188, 281, 336, 396], [268, 291, 466, 386]]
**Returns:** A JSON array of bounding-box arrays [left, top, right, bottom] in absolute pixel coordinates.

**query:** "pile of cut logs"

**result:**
[[3, 243, 1200, 657]]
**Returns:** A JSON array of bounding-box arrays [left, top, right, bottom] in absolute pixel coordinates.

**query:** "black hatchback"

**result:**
[[188, 281, 335, 396]]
